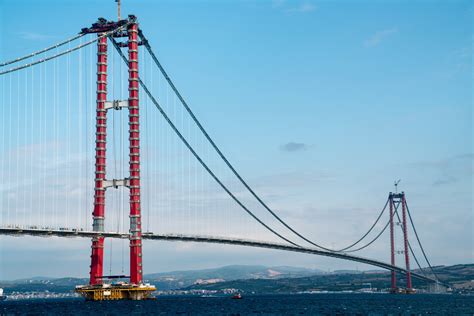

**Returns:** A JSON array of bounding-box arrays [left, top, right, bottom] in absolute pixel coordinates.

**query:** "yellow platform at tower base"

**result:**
[[75, 283, 156, 301], [390, 288, 416, 294]]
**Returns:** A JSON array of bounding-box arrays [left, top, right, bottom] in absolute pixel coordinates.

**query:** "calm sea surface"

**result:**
[[1, 294, 473, 315]]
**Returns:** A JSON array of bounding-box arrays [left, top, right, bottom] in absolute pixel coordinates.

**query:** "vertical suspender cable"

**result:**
[[30, 66, 34, 225], [55, 49, 59, 228], [7, 75, 11, 224], [84, 39, 88, 229], [23, 69, 27, 225], [0, 76, 4, 225], [40, 64, 44, 226], [110, 37, 116, 275], [0, 77, 2, 224], [79, 37, 83, 229], [66, 43, 70, 228], [16, 72, 20, 225], [145, 51, 151, 233], [120, 43, 125, 273]]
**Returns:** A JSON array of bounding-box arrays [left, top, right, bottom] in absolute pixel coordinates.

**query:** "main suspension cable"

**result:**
[[0, 33, 85, 67], [405, 202, 439, 280], [344, 219, 390, 253], [110, 38, 302, 248], [138, 29, 390, 253], [0, 24, 130, 76], [337, 198, 389, 251], [343, 202, 399, 253]]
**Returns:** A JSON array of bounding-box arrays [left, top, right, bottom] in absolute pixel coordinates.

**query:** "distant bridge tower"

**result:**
[[75, 15, 155, 301], [389, 192, 413, 293]]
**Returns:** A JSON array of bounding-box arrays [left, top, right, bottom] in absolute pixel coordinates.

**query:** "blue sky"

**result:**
[[0, 0, 472, 279]]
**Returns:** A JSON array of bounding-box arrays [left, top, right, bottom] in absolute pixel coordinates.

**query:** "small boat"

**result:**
[[231, 293, 242, 299], [0, 288, 6, 301]]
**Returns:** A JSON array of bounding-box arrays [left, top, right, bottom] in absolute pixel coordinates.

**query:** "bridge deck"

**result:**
[[0, 226, 439, 284]]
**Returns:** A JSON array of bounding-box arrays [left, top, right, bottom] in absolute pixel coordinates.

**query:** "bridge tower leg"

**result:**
[[401, 192, 413, 292], [127, 19, 143, 286], [89, 33, 108, 286], [389, 193, 397, 292]]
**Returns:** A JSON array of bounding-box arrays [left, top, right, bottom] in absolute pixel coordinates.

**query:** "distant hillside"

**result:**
[[429, 264, 474, 292], [1, 264, 472, 294], [185, 264, 474, 294], [144, 265, 324, 290], [0, 265, 323, 293]]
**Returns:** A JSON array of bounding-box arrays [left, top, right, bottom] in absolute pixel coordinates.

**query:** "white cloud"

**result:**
[[17, 31, 55, 41], [272, 0, 286, 8], [364, 28, 398, 47], [272, 1, 317, 13], [288, 3, 317, 13]]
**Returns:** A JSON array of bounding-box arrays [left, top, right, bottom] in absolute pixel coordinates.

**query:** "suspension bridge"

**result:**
[[0, 15, 443, 300]]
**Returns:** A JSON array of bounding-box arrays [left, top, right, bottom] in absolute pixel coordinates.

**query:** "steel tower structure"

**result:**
[[389, 192, 414, 294], [76, 15, 155, 301]]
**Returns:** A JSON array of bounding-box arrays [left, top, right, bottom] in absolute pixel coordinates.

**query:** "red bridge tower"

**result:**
[[389, 192, 414, 294], [76, 15, 155, 301]]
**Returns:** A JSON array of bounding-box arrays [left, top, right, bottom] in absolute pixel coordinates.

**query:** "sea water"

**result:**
[[1, 293, 473, 315]]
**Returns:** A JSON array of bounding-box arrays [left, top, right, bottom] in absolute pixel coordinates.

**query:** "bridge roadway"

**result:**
[[0, 226, 438, 284]]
